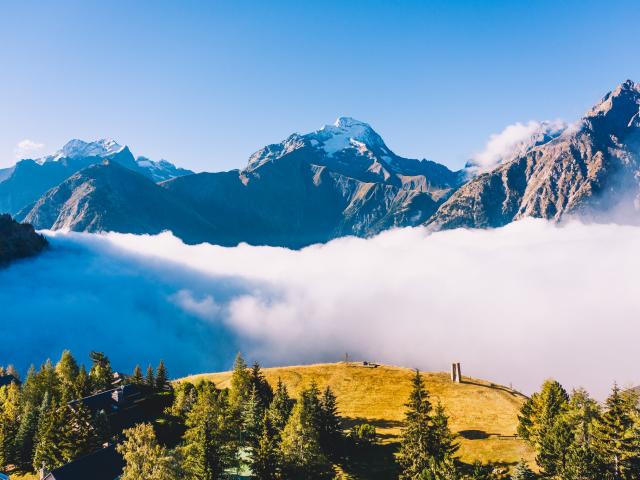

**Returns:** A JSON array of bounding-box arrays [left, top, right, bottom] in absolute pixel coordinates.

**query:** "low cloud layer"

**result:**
[[2, 220, 639, 397]]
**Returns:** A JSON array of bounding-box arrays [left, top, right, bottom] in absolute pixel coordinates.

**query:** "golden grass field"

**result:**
[[182, 362, 535, 468]]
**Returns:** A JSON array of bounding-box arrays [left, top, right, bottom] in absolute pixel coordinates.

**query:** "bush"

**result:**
[[349, 423, 377, 446]]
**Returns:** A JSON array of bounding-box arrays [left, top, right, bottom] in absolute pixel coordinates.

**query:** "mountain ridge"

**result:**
[[6, 80, 640, 247]]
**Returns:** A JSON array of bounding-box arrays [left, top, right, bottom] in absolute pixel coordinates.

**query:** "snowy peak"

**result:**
[[53, 138, 124, 161], [314, 116, 386, 155]]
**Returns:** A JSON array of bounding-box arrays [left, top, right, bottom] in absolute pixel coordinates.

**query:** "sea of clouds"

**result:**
[[2, 220, 639, 398]]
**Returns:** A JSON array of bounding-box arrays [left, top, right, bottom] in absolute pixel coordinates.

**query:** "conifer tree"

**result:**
[[518, 379, 569, 447], [180, 382, 238, 479], [74, 365, 91, 399], [252, 414, 280, 480], [61, 402, 98, 463], [397, 370, 438, 478], [132, 365, 144, 385], [117, 423, 182, 480], [33, 395, 64, 472], [145, 365, 155, 388], [268, 378, 292, 435], [280, 385, 328, 479], [89, 351, 114, 393], [318, 386, 342, 454], [55, 350, 79, 396], [0, 381, 21, 469], [511, 459, 536, 480], [243, 385, 265, 446], [250, 362, 274, 408], [156, 361, 168, 390], [14, 401, 39, 471], [230, 353, 252, 409], [593, 385, 640, 480], [93, 409, 111, 448], [431, 402, 459, 463]]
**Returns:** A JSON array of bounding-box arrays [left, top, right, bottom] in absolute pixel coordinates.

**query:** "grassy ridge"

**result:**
[[182, 362, 535, 468]]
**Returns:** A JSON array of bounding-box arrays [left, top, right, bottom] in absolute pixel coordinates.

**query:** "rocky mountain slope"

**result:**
[[7, 80, 640, 246], [21, 161, 217, 243], [0, 139, 191, 215], [428, 80, 640, 229], [20, 118, 463, 247], [0, 214, 47, 264]]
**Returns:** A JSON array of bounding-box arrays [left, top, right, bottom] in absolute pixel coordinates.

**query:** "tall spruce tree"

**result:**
[[14, 401, 39, 471], [89, 351, 113, 393], [132, 365, 144, 385], [250, 362, 274, 408], [145, 365, 155, 388], [268, 378, 292, 435], [230, 353, 252, 409], [156, 360, 168, 390], [593, 385, 640, 480], [431, 402, 459, 463], [117, 423, 182, 480], [280, 387, 328, 479], [397, 370, 438, 479], [32, 395, 65, 472], [180, 382, 238, 479], [252, 414, 281, 480], [55, 350, 79, 398], [243, 385, 265, 446], [318, 386, 342, 454], [0, 381, 21, 469], [74, 365, 91, 399]]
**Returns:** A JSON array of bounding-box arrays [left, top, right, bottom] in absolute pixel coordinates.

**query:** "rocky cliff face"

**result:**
[[0, 215, 47, 264], [428, 80, 640, 229]]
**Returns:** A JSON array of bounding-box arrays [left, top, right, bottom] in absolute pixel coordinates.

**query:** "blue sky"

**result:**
[[1, 0, 638, 171]]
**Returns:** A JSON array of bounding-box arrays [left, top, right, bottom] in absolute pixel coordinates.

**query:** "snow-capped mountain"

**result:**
[[21, 118, 463, 247], [0, 139, 192, 215], [38, 138, 125, 163]]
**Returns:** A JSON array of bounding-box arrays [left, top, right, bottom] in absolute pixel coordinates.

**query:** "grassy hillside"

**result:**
[[182, 362, 535, 471]]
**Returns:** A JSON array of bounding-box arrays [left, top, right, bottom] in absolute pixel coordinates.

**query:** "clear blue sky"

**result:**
[[1, 0, 638, 171]]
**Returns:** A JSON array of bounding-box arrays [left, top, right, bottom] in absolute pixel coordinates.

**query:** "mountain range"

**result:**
[[2, 80, 639, 247]]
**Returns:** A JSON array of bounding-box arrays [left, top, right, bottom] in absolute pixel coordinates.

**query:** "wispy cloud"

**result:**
[[14, 139, 45, 159], [469, 120, 566, 173], [2, 221, 639, 397]]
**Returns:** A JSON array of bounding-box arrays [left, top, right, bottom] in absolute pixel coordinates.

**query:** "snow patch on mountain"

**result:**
[[40, 138, 124, 163]]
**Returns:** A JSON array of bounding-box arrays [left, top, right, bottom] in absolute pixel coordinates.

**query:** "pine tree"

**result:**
[[318, 386, 341, 454], [74, 365, 91, 399], [180, 382, 238, 479], [593, 384, 640, 480], [230, 353, 252, 409], [145, 365, 155, 388], [14, 401, 39, 471], [32, 395, 64, 472], [397, 370, 437, 479], [93, 409, 111, 448], [0, 380, 21, 469], [117, 423, 182, 480], [252, 414, 280, 480], [268, 378, 292, 435], [89, 351, 113, 393], [518, 379, 569, 447], [243, 385, 265, 446], [61, 402, 98, 463], [132, 365, 144, 385], [511, 459, 536, 480], [55, 350, 79, 395], [156, 360, 168, 390], [431, 402, 459, 463], [280, 385, 328, 479], [250, 362, 274, 408]]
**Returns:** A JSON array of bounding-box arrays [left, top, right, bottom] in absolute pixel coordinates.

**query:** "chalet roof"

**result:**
[[68, 383, 145, 416], [44, 446, 124, 480]]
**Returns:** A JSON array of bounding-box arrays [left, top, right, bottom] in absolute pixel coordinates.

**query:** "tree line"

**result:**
[[516, 379, 640, 480], [0, 350, 168, 475]]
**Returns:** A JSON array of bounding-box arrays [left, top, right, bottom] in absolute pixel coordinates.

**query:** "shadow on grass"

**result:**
[[337, 441, 400, 480]]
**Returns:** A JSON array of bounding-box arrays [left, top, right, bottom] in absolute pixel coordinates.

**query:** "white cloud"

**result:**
[[2, 221, 640, 398], [469, 120, 566, 173], [14, 139, 45, 159]]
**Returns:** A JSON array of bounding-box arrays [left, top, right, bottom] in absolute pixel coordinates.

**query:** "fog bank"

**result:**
[[2, 220, 639, 397]]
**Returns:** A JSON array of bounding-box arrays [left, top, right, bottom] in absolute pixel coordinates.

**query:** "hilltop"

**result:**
[[182, 362, 535, 471]]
